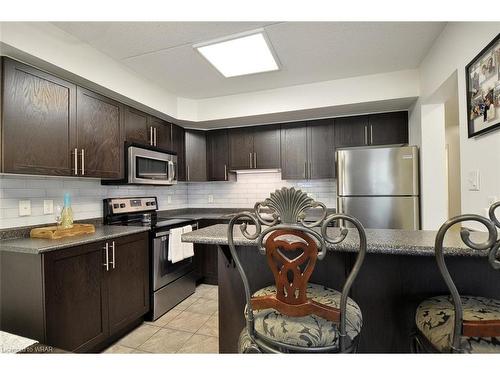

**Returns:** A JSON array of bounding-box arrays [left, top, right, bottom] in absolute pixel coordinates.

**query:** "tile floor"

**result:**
[[103, 284, 219, 354]]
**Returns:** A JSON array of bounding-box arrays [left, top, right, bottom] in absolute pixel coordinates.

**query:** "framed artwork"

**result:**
[[466, 33, 500, 138]]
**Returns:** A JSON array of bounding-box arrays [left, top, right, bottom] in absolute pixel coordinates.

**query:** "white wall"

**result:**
[[417, 22, 500, 229], [420, 104, 448, 229], [194, 69, 420, 122]]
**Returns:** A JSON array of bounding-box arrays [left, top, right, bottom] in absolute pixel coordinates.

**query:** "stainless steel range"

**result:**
[[103, 196, 197, 321]]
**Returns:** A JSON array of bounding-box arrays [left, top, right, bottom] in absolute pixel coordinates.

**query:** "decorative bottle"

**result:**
[[60, 193, 74, 229]]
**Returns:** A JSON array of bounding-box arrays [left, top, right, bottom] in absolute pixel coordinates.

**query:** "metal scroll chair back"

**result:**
[[433, 201, 500, 352], [227, 187, 367, 352]]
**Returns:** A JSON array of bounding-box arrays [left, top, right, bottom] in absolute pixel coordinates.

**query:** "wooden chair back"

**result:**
[[250, 229, 340, 322]]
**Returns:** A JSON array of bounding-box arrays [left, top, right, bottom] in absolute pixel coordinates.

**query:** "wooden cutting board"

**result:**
[[30, 224, 96, 240]]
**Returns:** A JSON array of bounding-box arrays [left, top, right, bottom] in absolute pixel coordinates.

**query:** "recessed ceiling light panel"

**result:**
[[194, 31, 279, 78]]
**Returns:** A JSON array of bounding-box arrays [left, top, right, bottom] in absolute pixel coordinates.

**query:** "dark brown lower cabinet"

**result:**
[[193, 220, 218, 285], [0, 232, 149, 353]]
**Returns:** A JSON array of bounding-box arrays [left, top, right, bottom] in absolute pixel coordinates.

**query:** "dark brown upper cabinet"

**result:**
[[252, 124, 281, 169], [228, 125, 280, 170], [76, 87, 123, 179], [185, 129, 207, 181], [281, 120, 335, 180], [171, 123, 186, 181], [2, 58, 77, 176], [280, 122, 308, 179], [149, 117, 171, 150], [368, 111, 408, 146], [307, 119, 335, 179], [334, 115, 370, 148], [334, 112, 408, 148], [124, 106, 149, 145], [228, 127, 253, 169], [207, 129, 229, 181]]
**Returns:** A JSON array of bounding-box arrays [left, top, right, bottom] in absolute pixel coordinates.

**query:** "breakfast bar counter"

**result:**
[[183, 225, 500, 353]]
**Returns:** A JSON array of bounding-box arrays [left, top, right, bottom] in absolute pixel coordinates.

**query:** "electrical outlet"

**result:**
[[19, 200, 31, 216], [43, 200, 54, 215], [208, 194, 214, 203], [167, 195, 172, 204]]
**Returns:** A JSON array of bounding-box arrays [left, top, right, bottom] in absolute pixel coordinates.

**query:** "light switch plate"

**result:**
[[467, 170, 480, 191], [167, 195, 172, 204], [208, 195, 214, 203], [43, 199, 54, 215], [19, 200, 31, 216]]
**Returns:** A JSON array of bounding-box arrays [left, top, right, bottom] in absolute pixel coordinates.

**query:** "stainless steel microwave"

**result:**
[[102, 144, 177, 186]]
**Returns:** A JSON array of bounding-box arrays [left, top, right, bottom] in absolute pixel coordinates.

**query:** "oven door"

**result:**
[[128, 146, 177, 185], [152, 232, 193, 291]]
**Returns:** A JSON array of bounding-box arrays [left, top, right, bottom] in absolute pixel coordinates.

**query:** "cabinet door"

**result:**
[[107, 233, 149, 335], [307, 119, 335, 179], [334, 115, 369, 147], [44, 241, 109, 352], [124, 106, 149, 145], [280, 122, 308, 180], [185, 130, 207, 181], [369, 111, 408, 146], [76, 87, 123, 178], [171, 124, 186, 181], [207, 129, 229, 181], [253, 124, 280, 169], [150, 117, 171, 150], [228, 127, 253, 169], [2, 58, 76, 176]]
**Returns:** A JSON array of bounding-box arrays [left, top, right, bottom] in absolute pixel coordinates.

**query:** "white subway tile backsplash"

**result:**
[[0, 171, 334, 229]]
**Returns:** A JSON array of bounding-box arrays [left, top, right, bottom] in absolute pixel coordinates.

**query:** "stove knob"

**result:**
[[145, 202, 150, 206], [113, 204, 119, 209], [120, 203, 126, 208], [150, 201, 156, 206]]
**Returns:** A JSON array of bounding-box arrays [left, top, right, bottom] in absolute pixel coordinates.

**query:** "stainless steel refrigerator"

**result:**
[[336, 145, 420, 230]]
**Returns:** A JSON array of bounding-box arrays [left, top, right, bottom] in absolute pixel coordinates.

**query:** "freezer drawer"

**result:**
[[337, 146, 419, 196], [337, 196, 420, 230]]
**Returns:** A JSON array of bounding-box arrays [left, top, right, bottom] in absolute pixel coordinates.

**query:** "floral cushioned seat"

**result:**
[[241, 283, 362, 350], [416, 295, 500, 353]]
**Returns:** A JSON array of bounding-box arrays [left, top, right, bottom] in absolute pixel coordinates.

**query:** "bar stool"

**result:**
[[227, 187, 367, 353], [412, 202, 500, 353]]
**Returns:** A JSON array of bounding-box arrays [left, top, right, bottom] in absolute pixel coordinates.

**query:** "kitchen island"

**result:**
[[182, 224, 500, 353]]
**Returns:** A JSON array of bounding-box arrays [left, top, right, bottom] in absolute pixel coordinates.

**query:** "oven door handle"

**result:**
[[155, 223, 198, 238]]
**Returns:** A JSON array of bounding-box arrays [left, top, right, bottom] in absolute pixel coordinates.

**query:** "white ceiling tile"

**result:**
[[51, 21, 446, 99]]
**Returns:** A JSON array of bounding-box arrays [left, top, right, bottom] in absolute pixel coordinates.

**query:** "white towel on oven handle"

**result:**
[[168, 227, 185, 263], [182, 225, 194, 258]]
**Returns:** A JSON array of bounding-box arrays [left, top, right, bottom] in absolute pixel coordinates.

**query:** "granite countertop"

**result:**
[[0, 225, 149, 255], [182, 224, 495, 257]]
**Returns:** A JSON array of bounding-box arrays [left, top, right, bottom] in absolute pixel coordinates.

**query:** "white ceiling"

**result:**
[[52, 22, 445, 99]]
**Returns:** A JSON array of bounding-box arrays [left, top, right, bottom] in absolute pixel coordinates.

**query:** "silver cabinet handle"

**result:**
[[103, 242, 109, 271], [253, 153, 257, 169], [364, 126, 368, 145], [304, 162, 307, 179], [73, 148, 78, 175], [110, 241, 116, 269], [249, 153, 252, 168], [154, 127, 157, 147], [224, 164, 227, 181], [187, 165, 190, 181], [370, 125, 373, 144], [309, 162, 312, 179], [80, 149, 85, 175], [150, 126, 153, 146]]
